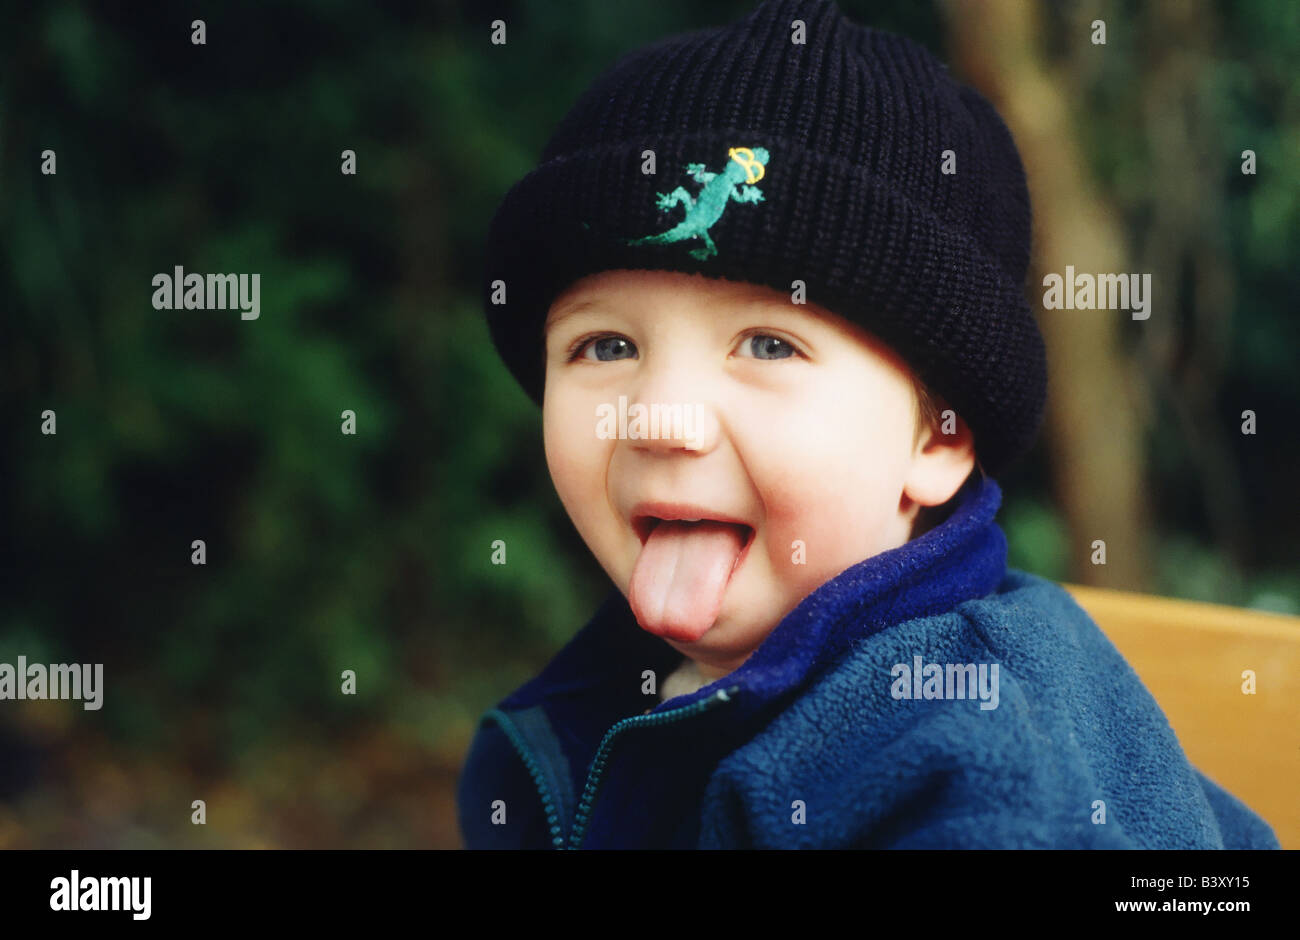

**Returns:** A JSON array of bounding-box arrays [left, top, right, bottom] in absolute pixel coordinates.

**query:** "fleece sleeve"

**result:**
[[697, 655, 1269, 849]]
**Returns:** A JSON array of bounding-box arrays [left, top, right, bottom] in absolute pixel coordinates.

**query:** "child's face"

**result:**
[[542, 269, 972, 682]]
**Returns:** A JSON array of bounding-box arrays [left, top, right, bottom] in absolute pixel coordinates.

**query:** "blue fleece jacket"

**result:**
[[456, 475, 1280, 849]]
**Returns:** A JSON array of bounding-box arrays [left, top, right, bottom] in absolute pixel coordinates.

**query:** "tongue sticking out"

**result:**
[[628, 520, 748, 642]]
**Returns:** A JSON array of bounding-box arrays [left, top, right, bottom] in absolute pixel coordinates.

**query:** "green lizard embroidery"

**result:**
[[623, 146, 770, 260]]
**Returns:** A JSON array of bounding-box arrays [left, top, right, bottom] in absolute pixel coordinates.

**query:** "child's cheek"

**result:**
[[753, 473, 840, 585], [747, 430, 901, 588], [543, 400, 598, 514], [767, 495, 866, 595]]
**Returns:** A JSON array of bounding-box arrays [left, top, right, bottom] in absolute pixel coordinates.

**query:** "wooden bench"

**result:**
[[1064, 583, 1300, 848]]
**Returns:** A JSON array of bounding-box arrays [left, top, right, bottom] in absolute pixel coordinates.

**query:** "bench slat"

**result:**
[[1064, 583, 1300, 848]]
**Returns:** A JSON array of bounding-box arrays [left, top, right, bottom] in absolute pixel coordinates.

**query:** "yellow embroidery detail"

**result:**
[[728, 147, 765, 184]]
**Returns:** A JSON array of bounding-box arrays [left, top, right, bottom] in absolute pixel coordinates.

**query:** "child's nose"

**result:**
[[620, 347, 727, 453], [627, 400, 719, 455], [622, 372, 720, 455]]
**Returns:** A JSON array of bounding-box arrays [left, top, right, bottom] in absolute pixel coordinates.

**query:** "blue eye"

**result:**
[[741, 333, 797, 360], [567, 331, 800, 362], [576, 335, 637, 361]]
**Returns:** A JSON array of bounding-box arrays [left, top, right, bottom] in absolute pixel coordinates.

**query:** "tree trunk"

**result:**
[[942, 0, 1153, 589]]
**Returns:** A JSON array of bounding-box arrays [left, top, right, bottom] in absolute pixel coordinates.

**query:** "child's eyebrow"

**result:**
[[544, 293, 825, 331], [545, 299, 602, 330]]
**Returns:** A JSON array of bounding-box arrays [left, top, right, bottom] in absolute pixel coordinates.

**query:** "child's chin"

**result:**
[[663, 612, 760, 662], [636, 613, 722, 645]]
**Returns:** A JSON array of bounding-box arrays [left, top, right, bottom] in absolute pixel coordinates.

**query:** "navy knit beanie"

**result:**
[[482, 0, 1047, 477]]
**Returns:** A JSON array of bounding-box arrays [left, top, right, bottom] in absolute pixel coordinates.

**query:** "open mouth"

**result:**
[[632, 515, 756, 572], [634, 514, 751, 543], [626, 509, 758, 639]]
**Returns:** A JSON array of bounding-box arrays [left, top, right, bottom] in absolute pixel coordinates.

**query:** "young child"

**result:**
[[458, 0, 1280, 849]]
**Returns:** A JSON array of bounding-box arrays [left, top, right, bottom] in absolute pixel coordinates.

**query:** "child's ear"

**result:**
[[903, 408, 976, 507]]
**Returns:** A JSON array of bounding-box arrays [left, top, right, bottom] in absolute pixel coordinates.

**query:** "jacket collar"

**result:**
[[500, 471, 1008, 731]]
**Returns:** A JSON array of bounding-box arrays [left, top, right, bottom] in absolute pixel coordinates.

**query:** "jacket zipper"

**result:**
[[566, 685, 740, 850], [484, 708, 568, 849]]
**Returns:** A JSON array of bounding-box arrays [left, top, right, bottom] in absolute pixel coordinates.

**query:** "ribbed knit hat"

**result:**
[[482, 0, 1046, 477]]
